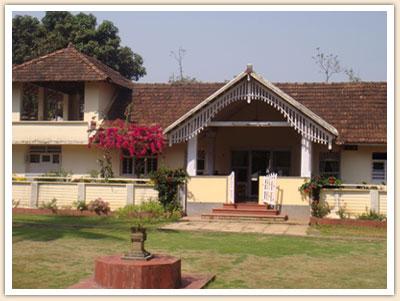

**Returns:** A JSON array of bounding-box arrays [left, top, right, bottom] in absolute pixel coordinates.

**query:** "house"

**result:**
[[12, 45, 387, 217]]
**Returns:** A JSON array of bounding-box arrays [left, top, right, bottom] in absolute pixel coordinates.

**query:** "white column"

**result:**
[[300, 137, 312, 177], [63, 94, 69, 120], [186, 136, 198, 176], [12, 83, 22, 121]]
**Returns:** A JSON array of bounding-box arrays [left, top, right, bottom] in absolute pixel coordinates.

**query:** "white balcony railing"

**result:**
[[12, 121, 90, 145]]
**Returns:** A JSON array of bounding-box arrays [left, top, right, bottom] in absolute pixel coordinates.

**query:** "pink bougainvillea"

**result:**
[[88, 119, 165, 158]]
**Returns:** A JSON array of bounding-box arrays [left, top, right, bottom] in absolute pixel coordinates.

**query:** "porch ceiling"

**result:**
[[165, 65, 339, 147]]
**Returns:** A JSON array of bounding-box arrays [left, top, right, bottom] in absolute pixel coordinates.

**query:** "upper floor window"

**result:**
[[319, 152, 340, 178], [372, 152, 387, 183], [21, 84, 39, 121], [44, 89, 64, 121], [19, 83, 84, 121]]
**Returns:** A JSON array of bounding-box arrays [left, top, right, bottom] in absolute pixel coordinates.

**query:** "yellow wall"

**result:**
[[61, 145, 121, 177], [340, 145, 387, 184], [320, 188, 387, 216], [159, 142, 186, 169], [12, 121, 89, 145], [12, 182, 31, 207], [85, 183, 127, 210], [134, 185, 159, 205], [12, 145, 27, 175], [83, 82, 116, 122], [12, 83, 22, 122], [12, 181, 159, 210], [187, 176, 228, 203], [258, 176, 309, 206], [37, 183, 78, 208]]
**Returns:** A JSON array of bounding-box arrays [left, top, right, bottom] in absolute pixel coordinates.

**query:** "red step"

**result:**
[[222, 203, 275, 209], [201, 213, 288, 222], [212, 208, 279, 216]]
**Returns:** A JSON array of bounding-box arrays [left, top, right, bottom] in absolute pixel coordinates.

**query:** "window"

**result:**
[[41, 154, 51, 162], [29, 154, 40, 163], [29, 146, 61, 164], [196, 150, 205, 175], [121, 150, 157, 177], [52, 154, 60, 164], [372, 152, 386, 182], [44, 89, 64, 121], [21, 84, 39, 121], [319, 152, 340, 178]]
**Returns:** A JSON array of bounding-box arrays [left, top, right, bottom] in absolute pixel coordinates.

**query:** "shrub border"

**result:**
[[309, 217, 386, 228], [12, 208, 109, 216]]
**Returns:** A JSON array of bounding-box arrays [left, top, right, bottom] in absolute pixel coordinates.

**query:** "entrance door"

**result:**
[[231, 151, 249, 202], [250, 151, 270, 200]]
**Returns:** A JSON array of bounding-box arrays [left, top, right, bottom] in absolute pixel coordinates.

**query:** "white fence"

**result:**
[[12, 178, 159, 211]]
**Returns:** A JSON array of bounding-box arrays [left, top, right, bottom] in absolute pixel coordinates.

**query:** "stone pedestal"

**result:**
[[94, 254, 181, 289]]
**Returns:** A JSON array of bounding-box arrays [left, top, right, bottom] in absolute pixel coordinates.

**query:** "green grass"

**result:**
[[12, 214, 387, 289]]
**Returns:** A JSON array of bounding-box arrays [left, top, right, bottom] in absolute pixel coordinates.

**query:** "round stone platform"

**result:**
[[94, 254, 181, 289]]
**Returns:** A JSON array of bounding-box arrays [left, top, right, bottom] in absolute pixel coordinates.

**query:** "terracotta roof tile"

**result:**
[[12, 44, 133, 89], [128, 82, 386, 145]]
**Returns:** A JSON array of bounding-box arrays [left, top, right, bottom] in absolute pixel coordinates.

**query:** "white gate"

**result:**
[[228, 171, 235, 203], [262, 173, 277, 207]]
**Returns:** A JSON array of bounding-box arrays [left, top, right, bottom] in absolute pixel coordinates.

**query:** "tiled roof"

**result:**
[[128, 82, 387, 145], [12, 44, 133, 89]]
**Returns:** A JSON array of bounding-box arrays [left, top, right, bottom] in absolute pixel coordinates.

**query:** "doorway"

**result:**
[[231, 150, 291, 202]]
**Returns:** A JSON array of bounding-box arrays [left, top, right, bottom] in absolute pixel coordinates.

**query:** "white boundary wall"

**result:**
[[12, 181, 158, 210]]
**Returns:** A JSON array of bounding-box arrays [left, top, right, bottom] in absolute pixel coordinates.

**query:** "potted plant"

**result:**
[[299, 176, 342, 218]]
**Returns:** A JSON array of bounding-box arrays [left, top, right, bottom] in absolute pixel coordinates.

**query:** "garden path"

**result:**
[[159, 220, 309, 236]]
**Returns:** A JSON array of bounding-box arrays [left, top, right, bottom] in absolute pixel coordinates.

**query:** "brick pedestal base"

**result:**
[[94, 254, 181, 289]]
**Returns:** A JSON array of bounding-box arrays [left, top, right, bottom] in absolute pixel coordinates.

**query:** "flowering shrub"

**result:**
[[299, 176, 342, 201], [88, 198, 111, 215], [299, 176, 341, 218], [88, 119, 165, 158], [88, 119, 165, 180]]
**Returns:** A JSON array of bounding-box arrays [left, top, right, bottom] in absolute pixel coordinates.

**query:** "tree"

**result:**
[[312, 47, 342, 82], [12, 12, 146, 80], [169, 47, 198, 84], [344, 68, 361, 82]]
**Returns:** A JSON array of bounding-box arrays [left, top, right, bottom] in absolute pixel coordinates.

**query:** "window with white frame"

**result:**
[[319, 152, 340, 178], [28, 145, 61, 164], [121, 150, 158, 177], [372, 152, 387, 183]]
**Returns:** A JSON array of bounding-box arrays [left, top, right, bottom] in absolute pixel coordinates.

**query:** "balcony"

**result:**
[[12, 121, 90, 145]]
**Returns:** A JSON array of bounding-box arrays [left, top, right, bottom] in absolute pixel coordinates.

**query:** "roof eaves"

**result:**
[[250, 72, 339, 136]]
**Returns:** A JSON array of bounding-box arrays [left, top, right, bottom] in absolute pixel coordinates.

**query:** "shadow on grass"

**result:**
[[12, 223, 126, 242]]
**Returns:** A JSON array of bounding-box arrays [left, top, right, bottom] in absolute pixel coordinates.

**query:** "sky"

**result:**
[[12, 10, 387, 83]]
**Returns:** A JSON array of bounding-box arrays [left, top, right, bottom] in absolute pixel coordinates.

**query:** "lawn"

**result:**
[[12, 214, 387, 289]]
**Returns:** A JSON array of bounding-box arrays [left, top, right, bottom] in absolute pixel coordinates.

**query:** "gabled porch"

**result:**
[[164, 65, 338, 216]]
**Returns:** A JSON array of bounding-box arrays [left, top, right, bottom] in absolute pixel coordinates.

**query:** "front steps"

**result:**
[[201, 203, 289, 222]]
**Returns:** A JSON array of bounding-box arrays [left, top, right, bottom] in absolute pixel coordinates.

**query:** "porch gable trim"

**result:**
[[164, 66, 339, 147]]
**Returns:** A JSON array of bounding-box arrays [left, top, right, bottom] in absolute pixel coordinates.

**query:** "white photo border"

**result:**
[[4, 4, 395, 296]]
